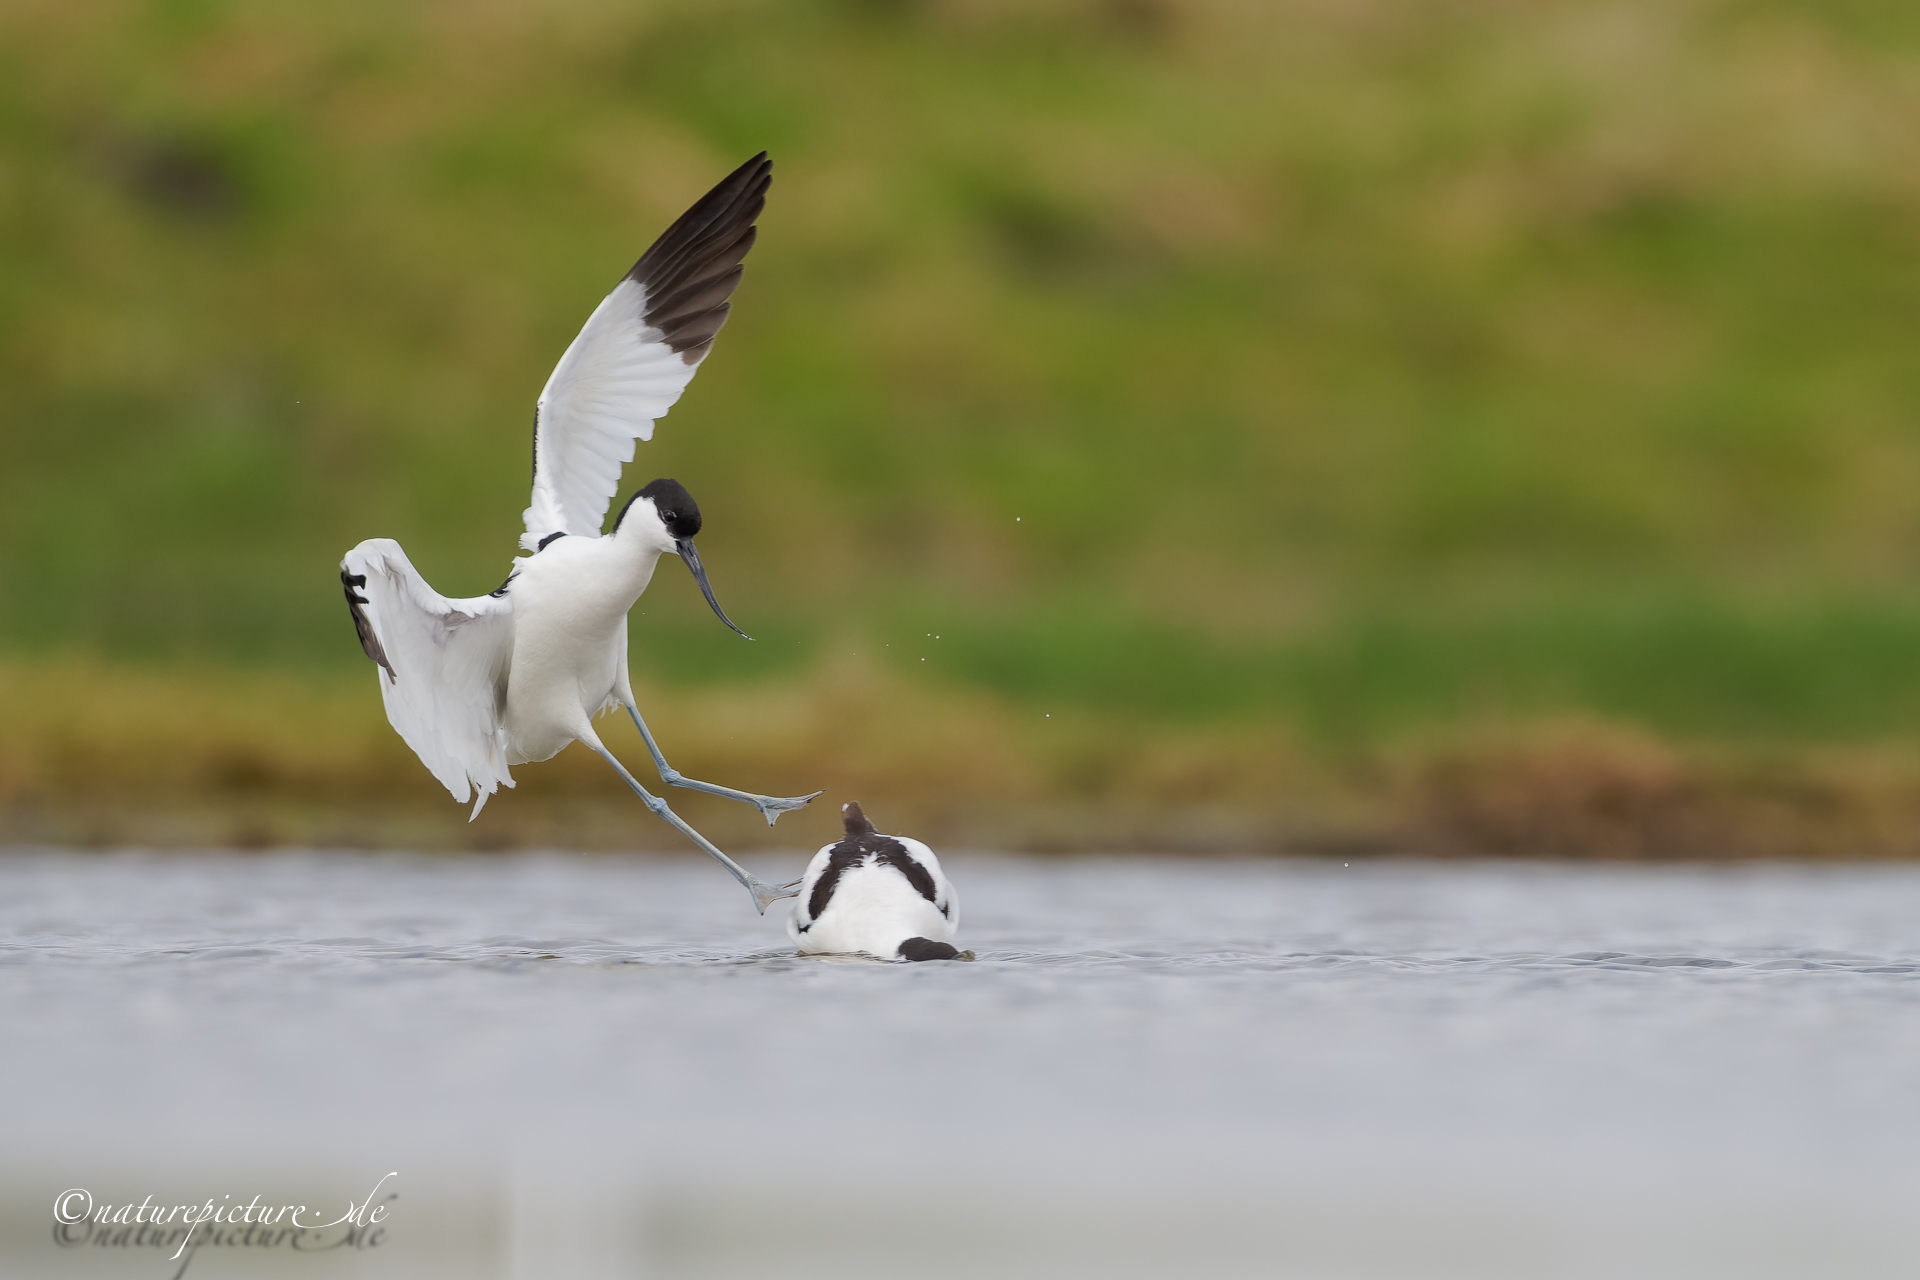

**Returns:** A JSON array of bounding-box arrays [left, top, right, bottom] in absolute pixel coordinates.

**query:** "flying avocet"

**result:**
[[340, 152, 819, 913]]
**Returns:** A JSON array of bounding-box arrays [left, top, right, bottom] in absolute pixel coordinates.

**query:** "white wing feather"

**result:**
[[341, 539, 516, 817], [522, 279, 700, 549], [520, 152, 771, 552]]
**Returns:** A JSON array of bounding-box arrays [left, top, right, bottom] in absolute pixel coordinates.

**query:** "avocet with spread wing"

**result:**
[[340, 153, 818, 913]]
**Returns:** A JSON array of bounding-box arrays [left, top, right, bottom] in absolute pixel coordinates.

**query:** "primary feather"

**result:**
[[522, 152, 770, 551], [340, 539, 516, 816]]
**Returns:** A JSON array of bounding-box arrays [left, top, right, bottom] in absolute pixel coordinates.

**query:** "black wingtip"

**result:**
[[340, 569, 395, 681], [626, 153, 772, 360], [897, 937, 961, 962], [842, 801, 876, 838]]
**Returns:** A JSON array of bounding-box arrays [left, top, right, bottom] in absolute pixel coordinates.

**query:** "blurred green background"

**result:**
[[7, 0, 1920, 854]]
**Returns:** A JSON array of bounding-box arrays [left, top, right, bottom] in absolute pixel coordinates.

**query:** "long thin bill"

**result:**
[[677, 539, 753, 640]]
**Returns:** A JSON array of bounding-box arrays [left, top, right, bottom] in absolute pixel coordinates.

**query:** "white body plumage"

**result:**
[[338, 154, 821, 916], [341, 484, 688, 806], [789, 803, 962, 961], [339, 155, 777, 815]]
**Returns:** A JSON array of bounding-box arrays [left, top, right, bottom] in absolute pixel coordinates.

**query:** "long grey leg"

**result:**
[[625, 705, 823, 826], [591, 744, 797, 915]]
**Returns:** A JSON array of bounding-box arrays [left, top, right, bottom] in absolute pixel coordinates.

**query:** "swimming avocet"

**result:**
[[790, 803, 964, 961]]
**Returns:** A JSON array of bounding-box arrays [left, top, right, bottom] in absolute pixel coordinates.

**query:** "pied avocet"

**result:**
[[340, 153, 819, 913], [790, 803, 965, 961]]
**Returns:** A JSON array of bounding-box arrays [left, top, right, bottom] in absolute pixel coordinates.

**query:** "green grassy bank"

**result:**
[[7, 0, 1920, 855], [14, 613, 1920, 859]]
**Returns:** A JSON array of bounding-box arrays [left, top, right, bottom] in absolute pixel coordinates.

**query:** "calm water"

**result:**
[[6, 850, 1920, 1279]]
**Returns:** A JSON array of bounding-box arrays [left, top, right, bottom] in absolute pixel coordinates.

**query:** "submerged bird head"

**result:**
[[614, 477, 751, 640]]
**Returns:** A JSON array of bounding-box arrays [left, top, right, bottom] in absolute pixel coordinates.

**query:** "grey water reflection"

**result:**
[[6, 850, 1920, 1279]]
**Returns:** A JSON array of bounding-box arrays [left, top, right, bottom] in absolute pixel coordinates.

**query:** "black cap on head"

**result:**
[[615, 477, 702, 539], [842, 802, 877, 838]]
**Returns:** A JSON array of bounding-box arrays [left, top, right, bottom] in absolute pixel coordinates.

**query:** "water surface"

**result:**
[[6, 851, 1920, 1279]]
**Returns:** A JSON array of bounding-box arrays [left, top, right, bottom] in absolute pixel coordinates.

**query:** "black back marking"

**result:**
[[876, 845, 941, 908], [340, 570, 395, 683], [800, 846, 866, 930], [536, 531, 568, 551], [613, 477, 702, 539], [801, 802, 940, 926], [897, 937, 960, 962], [627, 152, 770, 363]]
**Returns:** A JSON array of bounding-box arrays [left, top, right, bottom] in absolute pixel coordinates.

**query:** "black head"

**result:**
[[842, 801, 877, 838], [617, 477, 702, 538], [616, 477, 750, 640]]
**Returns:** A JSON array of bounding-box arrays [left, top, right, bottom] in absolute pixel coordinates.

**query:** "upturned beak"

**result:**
[[677, 539, 753, 640]]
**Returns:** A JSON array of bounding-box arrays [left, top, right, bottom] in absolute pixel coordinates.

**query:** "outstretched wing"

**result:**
[[521, 152, 772, 551], [340, 538, 516, 817]]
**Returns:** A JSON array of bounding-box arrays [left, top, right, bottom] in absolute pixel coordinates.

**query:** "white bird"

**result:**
[[339, 152, 820, 913], [789, 803, 964, 961]]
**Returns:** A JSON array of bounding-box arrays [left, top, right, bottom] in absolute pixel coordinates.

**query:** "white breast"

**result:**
[[500, 535, 662, 763]]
